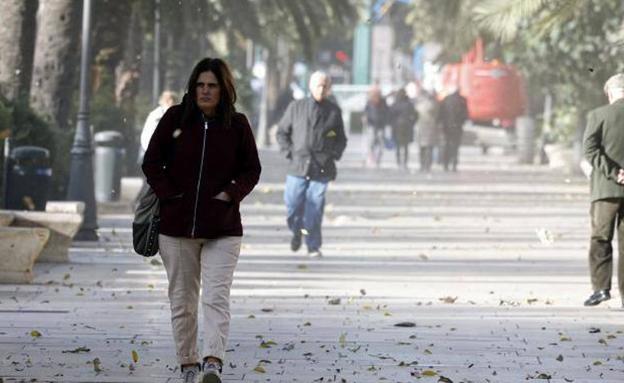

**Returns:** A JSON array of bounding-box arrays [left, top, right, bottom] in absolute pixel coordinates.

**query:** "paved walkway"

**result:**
[[1, 137, 623, 382]]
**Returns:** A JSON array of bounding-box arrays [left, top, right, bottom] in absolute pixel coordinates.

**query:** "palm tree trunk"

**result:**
[[114, 1, 143, 174], [0, 0, 37, 102], [30, 0, 81, 129]]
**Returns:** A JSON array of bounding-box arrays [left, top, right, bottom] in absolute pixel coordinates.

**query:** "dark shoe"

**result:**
[[584, 290, 611, 306], [201, 360, 222, 383], [290, 232, 302, 252]]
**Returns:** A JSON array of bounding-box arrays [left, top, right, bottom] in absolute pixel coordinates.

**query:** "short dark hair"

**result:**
[[182, 57, 237, 127]]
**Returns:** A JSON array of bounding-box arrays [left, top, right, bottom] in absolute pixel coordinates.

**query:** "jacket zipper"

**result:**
[[191, 119, 209, 237]]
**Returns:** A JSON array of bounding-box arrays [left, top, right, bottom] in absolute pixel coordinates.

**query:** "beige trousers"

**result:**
[[159, 234, 241, 365]]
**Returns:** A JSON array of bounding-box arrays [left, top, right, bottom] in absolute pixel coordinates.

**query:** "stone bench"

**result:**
[[0, 227, 50, 283], [0, 211, 15, 226], [1, 201, 84, 262]]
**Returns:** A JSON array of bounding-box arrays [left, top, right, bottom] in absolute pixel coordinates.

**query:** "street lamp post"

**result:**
[[152, 0, 161, 106], [67, 0, 98, 241]]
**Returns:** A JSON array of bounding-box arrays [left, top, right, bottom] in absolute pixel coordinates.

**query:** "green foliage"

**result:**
[[504, 0, 624, 144], [405, 0, 484, 62], [90, 70, 126, 136]]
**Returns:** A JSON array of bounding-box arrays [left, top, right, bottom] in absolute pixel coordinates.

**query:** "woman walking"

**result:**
[[389, 88, 418, 170], [143, 58, 261, 383]]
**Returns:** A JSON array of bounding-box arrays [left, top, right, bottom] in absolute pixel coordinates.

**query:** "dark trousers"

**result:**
[[443, 131, 462, 171], [419, 146, 433, 171], [589, 198, 624, 295], [395, 144, 409, 168]]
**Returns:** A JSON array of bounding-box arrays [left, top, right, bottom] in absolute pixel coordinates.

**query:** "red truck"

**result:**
[[439, 39, 527, 152]]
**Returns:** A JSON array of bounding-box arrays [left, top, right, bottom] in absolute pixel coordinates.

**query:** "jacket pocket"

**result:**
[[206, 198, 237, 231]]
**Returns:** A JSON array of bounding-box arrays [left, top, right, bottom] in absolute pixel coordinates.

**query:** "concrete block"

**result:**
[[8, 210, 83, 263], [0, 211, 14, 226], [0, 227, 50, 283], [45, 201, 85, 215]]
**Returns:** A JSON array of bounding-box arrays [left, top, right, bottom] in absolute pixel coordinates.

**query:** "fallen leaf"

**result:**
[[339, 332, 347, 348], [62, 346, 90, 354], [328, 298, 341, 305], [535, 228, 555, 245], [438, 376, 454, 383], [92, 357, 102, 373], [30, 330, 42, 338], [253, 365, 266, 373], [394, 322, 416, 328], [260, 340, 277, 349], [422, 369, 437, 376], [439, 296, 457, 304], [131, 350, 139, 363]]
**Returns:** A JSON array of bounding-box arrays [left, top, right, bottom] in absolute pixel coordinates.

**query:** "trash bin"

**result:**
[[5, 146, 52, 210], [94, 130, 125, 202]]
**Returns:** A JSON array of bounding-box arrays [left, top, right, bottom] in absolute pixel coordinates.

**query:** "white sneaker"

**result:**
[[307, 249, 323, 257], [181, 363, 200, 383]]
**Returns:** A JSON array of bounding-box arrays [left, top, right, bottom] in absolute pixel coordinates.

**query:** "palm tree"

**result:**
[[473, 0, 586, 42], [0, 0, 37, 102]]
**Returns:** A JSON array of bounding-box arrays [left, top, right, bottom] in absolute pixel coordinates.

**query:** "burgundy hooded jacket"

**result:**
[[142, 104, 261, 239]]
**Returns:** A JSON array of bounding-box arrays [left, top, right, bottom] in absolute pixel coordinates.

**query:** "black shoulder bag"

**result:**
[[132, 186, 160, 257]]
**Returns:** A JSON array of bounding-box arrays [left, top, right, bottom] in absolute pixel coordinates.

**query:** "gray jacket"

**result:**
[[276, 98, 347, 180]]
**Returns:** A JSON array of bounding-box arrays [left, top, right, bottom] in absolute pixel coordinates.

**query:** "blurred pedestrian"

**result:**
[[415, 90, 440, 172], [276, 71, 347, 257], [134, 91, 178, 209], [142, 57, 261, 383], [364, 85, 388, 168], [389, 88, 418, 170], [140, 90, 178, 156], [439, 87, 468, 172], [581, 73, 624, 308]]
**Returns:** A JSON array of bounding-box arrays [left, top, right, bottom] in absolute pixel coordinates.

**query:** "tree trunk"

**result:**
[[0, 0, 37, 102], [30, 0, 80, 129], [114, 1, 143, 175]]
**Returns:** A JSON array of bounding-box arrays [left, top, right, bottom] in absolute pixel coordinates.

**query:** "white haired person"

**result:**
[[276, 71, 347, 257], [582, 73, 624, 308]]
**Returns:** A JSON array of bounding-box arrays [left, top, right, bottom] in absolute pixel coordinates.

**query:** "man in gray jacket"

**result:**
[[582, 73, 624, 307], [276, 71, 347, 257]]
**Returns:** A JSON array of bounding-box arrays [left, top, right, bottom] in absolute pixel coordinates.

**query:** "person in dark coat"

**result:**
[[364, 85, 388, 167], [276, 71, 347, 257], [389, 88, 418, 169], [439, 87, 468, 171], [581, 73, 624, 308], [143, 57, 261, 383]]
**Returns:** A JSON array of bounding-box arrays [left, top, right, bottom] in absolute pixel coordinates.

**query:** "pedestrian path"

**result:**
[[1, 138, 622, 382]]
